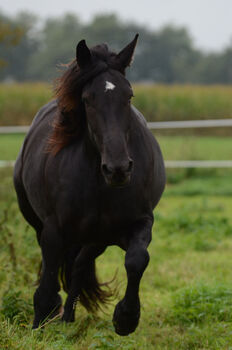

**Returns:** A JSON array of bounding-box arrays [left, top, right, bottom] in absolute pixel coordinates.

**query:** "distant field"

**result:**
[[133, 84, 232, 122], [1, 134, 231, 164], [0, 83, 52, 126], [1, 168, 232, 349], [1, 83, 232, 126]]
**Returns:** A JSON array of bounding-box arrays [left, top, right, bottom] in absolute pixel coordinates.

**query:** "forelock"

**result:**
[[91, 44, 117, 65]]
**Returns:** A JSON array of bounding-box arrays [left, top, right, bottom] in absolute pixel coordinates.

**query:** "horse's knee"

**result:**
[[125, 247, 150, 277]]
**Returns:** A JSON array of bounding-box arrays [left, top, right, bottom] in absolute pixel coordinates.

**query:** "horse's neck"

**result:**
[[131, 105, 147, 128]]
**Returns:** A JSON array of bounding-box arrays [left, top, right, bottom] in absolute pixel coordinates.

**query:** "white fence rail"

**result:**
[[1, 160, 232, 169], [1, 119, 232, 168], [165, 160, 232, 168], [148, 118, 232, 129], [0, 126, 29, 134], [0, 160, 15, 168], [1, 119, 232, 134]]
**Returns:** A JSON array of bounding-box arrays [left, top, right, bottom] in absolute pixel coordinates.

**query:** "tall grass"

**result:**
[[1, 83, 232, 126], [0, 83, 52, 125], [133, 84, 232, 121]]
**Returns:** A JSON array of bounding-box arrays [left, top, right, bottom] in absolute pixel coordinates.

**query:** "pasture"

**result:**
[[1, 133, 232, 162], [0, 131, 232, 349]]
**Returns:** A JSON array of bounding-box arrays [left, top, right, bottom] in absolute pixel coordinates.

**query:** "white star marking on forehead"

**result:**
[[105, 81, 116, 92]]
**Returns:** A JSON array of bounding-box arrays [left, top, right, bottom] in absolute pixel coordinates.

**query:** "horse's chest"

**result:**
[[68, 193, 142, 244], [82, 198, 136, 230], [76, 213, 131, 245]]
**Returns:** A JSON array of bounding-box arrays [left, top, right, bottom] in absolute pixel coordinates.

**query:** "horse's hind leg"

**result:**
[[61, 246, 82, 293], [62, 244, 106, 322], [33, 216, 63, 328], [113, 216, 153, 336]]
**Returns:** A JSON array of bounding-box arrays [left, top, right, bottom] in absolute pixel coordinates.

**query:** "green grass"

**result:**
[[156, 135, 232, 161], [1, 134, 232, 163], [165, 174, 232, 196], [1, 166, 232, 349], [171, 284, 232, 325], [0, 134, 24, 160]]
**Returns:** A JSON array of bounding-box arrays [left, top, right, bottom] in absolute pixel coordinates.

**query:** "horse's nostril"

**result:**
[[127, 159, 133, 172], [102, 163, 113, 176]]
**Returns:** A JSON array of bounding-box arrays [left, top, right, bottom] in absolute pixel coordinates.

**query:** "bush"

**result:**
[[1, 289, 33, 323]]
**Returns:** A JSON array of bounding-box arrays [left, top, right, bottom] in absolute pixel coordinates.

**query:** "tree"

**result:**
[[0, 13, 24, 67], [0, 12, 39, 81], [0, 10, 232, 83], [27, 14, 83, 81]]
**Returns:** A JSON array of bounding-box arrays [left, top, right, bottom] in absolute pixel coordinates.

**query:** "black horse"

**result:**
[[14, 34, 165, 336]]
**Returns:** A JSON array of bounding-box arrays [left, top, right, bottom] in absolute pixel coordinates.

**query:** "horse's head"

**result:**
[[76, 35, 138, 187]]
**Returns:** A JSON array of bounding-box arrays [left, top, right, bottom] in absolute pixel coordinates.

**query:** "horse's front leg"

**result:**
[[113, 216, 153, 336], [33, 216, 63, 328]]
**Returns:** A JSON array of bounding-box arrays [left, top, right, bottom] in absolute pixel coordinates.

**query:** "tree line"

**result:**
[[0, 11, 232, 83]]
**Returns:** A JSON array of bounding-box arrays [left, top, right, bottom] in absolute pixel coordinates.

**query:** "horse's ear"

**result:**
[[76, 40, 92, 68], [114, 34, 139, 73]]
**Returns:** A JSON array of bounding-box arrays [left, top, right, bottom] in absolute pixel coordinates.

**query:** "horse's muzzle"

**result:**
[[101, 159, 133, 187]]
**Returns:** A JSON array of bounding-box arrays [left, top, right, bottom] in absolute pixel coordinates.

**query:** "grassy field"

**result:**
[[1, 134, 232, 163], [0, 131, 232, 349], [1, 165, 232, 349], [1, 83, 232, 126]]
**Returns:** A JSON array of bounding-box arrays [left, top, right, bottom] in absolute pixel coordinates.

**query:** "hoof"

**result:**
[[62, 305, 75, 323], [62, 311, 75, 323], [32, 294, 63, 329], [112, 299, 140, 336]]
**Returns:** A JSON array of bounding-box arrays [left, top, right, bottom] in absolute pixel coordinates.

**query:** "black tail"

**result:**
[[78, 260, 116, 313], [61, 254, 116, 313]]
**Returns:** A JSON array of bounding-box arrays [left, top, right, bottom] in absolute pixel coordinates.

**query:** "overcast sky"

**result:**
[[1, 0, 232, 52]]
